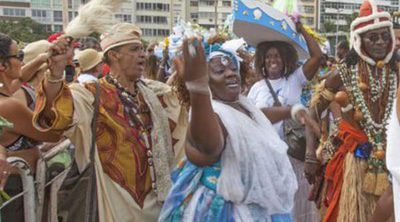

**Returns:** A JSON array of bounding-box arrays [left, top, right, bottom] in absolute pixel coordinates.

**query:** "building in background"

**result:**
[[299, 0, 318, 30], [0, 0, 187, 41], [319, 0, 399, 31], [0, 0, 236, 40], [2, 0, 399, 42], [186, 0, 232, 30], [0, 0, 31, 21], [133, 0, 169, 40], [0, 0, 321, 41]]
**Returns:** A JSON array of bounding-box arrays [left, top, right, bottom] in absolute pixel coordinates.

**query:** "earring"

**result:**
[[0, 82, 3, 88]]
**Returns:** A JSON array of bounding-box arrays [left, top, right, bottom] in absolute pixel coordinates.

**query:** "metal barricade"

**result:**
[[0, 139, 72, 222], [36, 139, 72, 222], [0, 157, 35, 222]]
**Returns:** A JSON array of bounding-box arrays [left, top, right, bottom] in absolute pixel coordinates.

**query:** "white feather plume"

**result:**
[[65, 0, 128, 38], [96, 0, 128, 10]]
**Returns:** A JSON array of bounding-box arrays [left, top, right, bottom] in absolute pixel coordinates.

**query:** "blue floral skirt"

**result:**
[[159, 159, 293, 222]]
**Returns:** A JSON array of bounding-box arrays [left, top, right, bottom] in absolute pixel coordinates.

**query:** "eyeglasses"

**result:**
[[364, 32, 391, 44], [3, 50, 24, 62]]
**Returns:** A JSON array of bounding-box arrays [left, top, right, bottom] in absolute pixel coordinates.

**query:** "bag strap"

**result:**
[[85, 82, 100, 222], [264, 78, 282, 107], [89, 82, 100, 161]]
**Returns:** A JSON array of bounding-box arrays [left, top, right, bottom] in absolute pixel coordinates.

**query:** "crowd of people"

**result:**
[[0, 0, 399, 221]]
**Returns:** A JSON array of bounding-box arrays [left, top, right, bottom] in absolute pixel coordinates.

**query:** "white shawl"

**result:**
[[212, 96, 298, 219]]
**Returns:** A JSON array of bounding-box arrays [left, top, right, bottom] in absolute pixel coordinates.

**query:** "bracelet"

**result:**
[[305, 153, 320, 163], [185, 76, 210, 96], [305, 159, 321, 164], [341, 104, 353, 113], [46, 73, 65, 84]]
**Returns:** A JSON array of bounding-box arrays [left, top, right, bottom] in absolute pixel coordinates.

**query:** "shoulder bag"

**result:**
[[264, 79, 306, 161], [57, 82, 100, 222]]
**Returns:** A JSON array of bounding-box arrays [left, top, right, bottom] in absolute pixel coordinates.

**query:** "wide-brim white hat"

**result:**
[[233, 0, 310, 59]]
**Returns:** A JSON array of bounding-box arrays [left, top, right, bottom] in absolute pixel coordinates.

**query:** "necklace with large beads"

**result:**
[[339, 64, 397, 152], [106, 75, 159, 194]]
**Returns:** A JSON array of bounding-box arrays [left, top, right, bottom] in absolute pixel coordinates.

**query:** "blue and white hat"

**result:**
[[232, 0, 310, 59]]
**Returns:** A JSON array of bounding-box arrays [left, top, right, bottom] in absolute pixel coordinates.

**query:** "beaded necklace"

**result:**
[[106, 75, 159, 194], [338, 62, 397, 173], [366, 64, 388, 103]]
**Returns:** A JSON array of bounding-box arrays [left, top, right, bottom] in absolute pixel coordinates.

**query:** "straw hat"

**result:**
[[23, 40, 51, 70], [100, 23, 142, 53], [77, 49, 103, 72]]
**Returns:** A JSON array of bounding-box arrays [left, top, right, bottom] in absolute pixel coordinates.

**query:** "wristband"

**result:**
[[341, 104, 353, 113], [46, 73, 65, 84], [185, 76, 210, 96]]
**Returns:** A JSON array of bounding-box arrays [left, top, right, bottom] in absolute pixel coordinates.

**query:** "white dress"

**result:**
[[247, 67, 320, 222]]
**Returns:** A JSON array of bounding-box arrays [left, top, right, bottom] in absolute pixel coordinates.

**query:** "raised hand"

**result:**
[[182, 38, 208, 83], [48, 37, 74, 79]]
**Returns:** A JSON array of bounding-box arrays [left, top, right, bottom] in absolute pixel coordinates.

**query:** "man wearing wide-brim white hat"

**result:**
[[32, 22, 176, 221]]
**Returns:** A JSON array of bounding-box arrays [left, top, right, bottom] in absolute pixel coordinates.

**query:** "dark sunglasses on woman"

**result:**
[[4, 50, 24, 62]]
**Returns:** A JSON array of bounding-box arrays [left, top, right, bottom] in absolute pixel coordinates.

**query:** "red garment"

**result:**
[[47, 32, 80, 48], [100, 64, 110, 78], [323, 120, 368, 222], [47, 32, 64, 43]]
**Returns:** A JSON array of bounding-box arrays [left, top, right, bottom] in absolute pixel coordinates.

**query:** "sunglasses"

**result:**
[[4, 50, 24, 62], [364, 32, 391, 44], [209, 56, 239, 74]]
